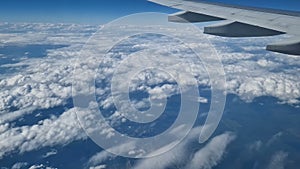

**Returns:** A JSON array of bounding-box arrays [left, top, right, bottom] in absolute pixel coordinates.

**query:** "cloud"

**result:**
[[28, 164, 57, 169], [210, 36, 300, 104], [42, 149, 58, 158], [0, 23, 96, 45], [0, 108, 86, 159], [267, 132, 283, 146], [267, 151, 288, 169], [89, 165, 107, 169], [87, 126, 196, 168], [132, 130, 235, 169], [12, 162, 28, 169], [88, 142, 136, 166], [0, 23, 99, 127], [186, 132, 236, 169], [249, 140, 263, 152], [131, 127, 200, 169], [1, 23, 299, 123], [0, 22, 299, 162], [0, 60, 74, 123]]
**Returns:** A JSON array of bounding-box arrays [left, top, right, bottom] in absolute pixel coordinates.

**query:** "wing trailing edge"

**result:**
[[267, 39, 300, 55], [203, 21, 284, 37], [169, 11, 284, 37], [168, 11, 224, 23], [149, 0, 300, 55]]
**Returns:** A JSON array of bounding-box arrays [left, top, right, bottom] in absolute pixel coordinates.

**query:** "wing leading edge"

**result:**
[[149, 0, 300, 55]]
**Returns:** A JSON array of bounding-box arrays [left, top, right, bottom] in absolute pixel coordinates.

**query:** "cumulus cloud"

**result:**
[[0, 22, 299, 162], [210, 36, 300, 104], [0, 61, 74, 123], [0, 23, 96, 125], [0, 108, 86, 158]]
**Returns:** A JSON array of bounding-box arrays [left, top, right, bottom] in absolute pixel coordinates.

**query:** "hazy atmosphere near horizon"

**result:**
[[0, 0, 300, 169]]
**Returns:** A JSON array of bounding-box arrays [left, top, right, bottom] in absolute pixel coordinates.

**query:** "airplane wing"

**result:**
[[148, 0, 300, 55]]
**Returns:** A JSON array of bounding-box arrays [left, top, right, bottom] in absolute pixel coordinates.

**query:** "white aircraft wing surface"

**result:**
[[149, 0, 300, 55]]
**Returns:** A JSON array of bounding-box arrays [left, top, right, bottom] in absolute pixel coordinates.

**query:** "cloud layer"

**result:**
[[0, 22, 299, 169]]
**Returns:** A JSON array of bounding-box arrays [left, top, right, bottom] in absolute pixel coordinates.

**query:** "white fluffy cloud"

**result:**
[[0, 23, 95, 125], [0, 108, 86, 158], [0, 22, 299, 162]]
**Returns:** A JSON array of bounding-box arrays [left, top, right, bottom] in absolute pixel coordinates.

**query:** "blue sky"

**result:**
[[0, 0, 300, 24]]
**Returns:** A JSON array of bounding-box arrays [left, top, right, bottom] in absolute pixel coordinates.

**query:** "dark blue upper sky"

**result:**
[[1, 0, 300, 24]]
